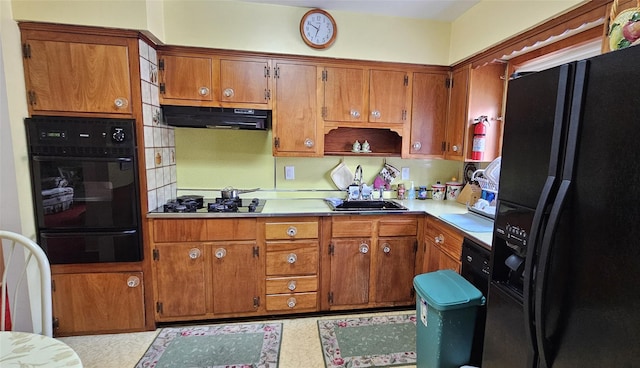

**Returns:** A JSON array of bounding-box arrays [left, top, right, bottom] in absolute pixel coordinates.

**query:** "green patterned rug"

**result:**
[[318, 314, 417, 368], [135, 322, 282, 368]]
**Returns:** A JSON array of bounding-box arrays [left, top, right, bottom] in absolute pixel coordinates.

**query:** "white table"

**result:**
[[0, 331, 83, 367]]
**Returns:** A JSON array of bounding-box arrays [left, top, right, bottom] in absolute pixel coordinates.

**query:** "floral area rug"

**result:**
[[135, 322, 282, 368], [318, 314, 417, 368]]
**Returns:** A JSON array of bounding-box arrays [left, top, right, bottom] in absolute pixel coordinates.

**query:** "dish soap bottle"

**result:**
[[408, 181, 416, 200]]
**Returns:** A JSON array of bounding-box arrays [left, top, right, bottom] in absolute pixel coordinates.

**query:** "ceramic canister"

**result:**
[[431, 183, 446, 200], [446, 181, 463, 200]]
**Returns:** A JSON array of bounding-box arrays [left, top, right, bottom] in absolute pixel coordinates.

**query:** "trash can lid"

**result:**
[[413, 270, 485, 311]]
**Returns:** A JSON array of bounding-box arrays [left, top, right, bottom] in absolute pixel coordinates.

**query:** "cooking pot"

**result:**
[[221, 187, 259, 199]]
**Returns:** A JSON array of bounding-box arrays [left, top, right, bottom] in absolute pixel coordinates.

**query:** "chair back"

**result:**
[[0, 230, 53, 337]]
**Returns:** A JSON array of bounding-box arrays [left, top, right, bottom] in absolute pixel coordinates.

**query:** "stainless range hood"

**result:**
[[162, 105, 271, 130]]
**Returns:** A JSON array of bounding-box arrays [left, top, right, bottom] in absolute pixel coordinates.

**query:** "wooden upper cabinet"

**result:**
[[20, 30, 136, 117], [158, 51, 272, 108], [159, 54, 214, 103], [369, 69, 410, 125], [445, 66, 470, 161], [219, 57, 271, 106], [322, 65, 367, 123], [273, 61, 321, 156], [410, 71, 449, 157]]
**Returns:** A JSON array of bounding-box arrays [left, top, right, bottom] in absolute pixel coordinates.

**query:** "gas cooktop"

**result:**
[[158, 197, 265, 214]]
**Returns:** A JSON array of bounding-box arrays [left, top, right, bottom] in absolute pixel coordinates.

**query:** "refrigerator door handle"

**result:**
[[523, 175, 556, 368], [535, 180, 571, 368]]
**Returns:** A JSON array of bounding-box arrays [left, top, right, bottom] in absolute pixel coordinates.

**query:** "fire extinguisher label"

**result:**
[[473, 137, 485, 152]]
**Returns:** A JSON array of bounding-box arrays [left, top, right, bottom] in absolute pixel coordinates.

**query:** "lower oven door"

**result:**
[[39, 230, 142, 264]]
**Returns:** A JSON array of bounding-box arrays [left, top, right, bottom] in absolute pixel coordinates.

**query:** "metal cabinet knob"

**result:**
[[434, 234, 444, 244], [287, 226, 298, 237], [199, 86, 210, 96], [360, 243, 369, 254], [371, 110, 381, 119], [451, 145, 459, 152], [287, 253, 298, 264], [304, 138, 314, 148], [383, 243, 391, 254], [287, 280, 297, 291], [126, 276, 140, 288], [350, 110, 361, 118], [189, 248, 202, 259], [215, 247, 227, 259], [223, 88, 234, 98], [287, 297, 297, 308], [412, 142, 422, 150], [114, 97, 128, 108]]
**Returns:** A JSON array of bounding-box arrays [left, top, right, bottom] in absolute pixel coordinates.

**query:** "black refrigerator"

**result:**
[[482, 44, 640, 368]]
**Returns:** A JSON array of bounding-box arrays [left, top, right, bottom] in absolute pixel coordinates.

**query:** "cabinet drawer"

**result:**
[[331, 219, 374, 238], [265, 221, 318, 240], [426, 217, 463, 261], [154, 219, 207, 242], [265, 292, 317, 311], [206, 219, 257, 240], [266, 276, 318, 294], [379, 218, 418, 237], [266, 242, 318, 276]]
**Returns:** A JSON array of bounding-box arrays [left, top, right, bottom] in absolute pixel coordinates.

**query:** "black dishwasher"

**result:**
[[461, 237, 491, 366]]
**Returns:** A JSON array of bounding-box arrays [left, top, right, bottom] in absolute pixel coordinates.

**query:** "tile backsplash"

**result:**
[[139, 39, 176, 212]]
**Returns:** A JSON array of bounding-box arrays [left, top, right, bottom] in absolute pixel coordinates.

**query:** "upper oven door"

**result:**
[[30, 155, 139, 230]]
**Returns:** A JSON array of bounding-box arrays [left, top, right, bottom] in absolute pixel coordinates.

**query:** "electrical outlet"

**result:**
[[285, 166, 295, 180], [401, 167, 410, 180]]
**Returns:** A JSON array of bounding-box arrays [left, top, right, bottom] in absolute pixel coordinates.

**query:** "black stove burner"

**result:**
[[161, 197, 264, 213]]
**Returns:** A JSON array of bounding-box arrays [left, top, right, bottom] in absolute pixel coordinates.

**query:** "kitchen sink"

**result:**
[[327, 200, 408, 211]]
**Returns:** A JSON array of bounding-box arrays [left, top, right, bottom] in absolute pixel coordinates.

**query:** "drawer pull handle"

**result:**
[[360, 243, 369, 254], [126, 276, 140, 288], [412, 142, 422, 150], [304, 138, 314, 148], [287, 297, 297, 308], [371, 110, 381, 119], [287, 226, 298, 237], [189, 248, 202, 259], [287, 280, 297, 291], [350, 109, 360, 118], [383, 244, 391, 254], [114, 97, 128, 108], [215, 248, 227, 259], [199, 86, 210, 96], [287, 253, 297, 264], [435, 234, 444, 244], [223, 88, 234, 98]]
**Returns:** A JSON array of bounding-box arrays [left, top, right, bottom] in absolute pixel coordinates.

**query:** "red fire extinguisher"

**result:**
[[472, 116, 489, 160]]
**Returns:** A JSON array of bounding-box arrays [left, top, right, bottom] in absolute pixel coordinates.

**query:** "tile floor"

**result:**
[[59, 309, 417, 368]]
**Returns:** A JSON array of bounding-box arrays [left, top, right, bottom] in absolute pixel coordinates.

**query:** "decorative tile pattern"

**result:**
[[139, 39, 176, 212]]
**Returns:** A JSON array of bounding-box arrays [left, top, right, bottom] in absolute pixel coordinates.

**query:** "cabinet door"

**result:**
[[410, 72, 449, 156], [24, 39, 133, 115], [445, 66, 470, 160], [211, 241, 261, 314], [425, 241, 461, 273], [52, 272, 144, 336], [322, 66, 367, 122], [159, 54, 214, 102], [369, 69, 409, 124], [154, 243, 207, 318], [273, 62, 320, 155], [220, 58, 270, 106], [374, 237, 417, 303], [329, 239, 370, 306]]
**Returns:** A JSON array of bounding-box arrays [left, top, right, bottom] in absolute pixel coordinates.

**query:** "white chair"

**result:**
[[0, 230, 53, 337]]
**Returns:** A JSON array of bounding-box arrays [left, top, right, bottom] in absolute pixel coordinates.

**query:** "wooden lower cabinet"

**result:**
[[424, 216, 463, 273], [151, 219, 262, 322], [52, 271, 145, 336], [326, 215, 420, 310]]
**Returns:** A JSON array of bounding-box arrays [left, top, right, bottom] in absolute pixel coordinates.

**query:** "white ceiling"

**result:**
[[237, 0, 481, 21]]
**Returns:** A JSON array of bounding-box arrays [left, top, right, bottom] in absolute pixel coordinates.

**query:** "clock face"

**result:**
[[300, 9, 337, 49]]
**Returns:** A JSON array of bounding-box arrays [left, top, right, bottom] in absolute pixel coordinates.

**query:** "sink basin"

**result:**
[[327, 200, 408, 211]]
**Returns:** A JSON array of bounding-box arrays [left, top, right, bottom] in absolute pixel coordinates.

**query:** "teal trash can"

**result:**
[[413, 269, 485, 368]]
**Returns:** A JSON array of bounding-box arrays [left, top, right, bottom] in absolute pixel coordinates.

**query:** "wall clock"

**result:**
[[300, 8, 337, 49]]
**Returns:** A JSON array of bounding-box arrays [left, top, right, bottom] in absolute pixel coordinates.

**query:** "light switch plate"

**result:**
[[285, 166, 295, 180], [401, 167, 410, 180]]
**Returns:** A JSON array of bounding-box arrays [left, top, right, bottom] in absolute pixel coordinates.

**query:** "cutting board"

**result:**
[[440, 213, 494, 233]]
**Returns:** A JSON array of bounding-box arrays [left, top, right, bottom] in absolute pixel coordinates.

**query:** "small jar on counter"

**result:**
[[397, 183, 406, 200], [418, 186, 428, 199]]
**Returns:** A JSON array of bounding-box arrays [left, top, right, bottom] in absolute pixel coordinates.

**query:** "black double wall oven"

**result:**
[[25, 116, 143, 264]]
